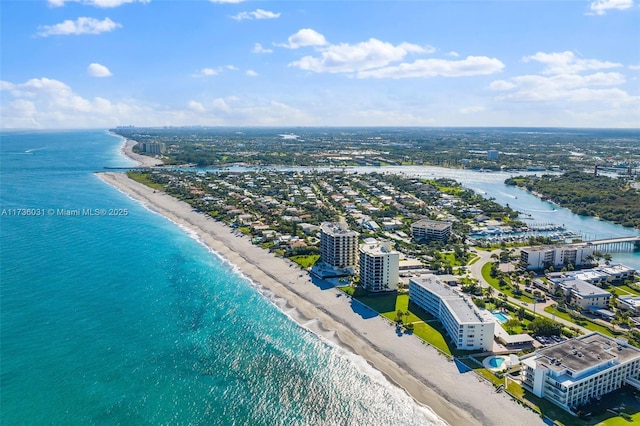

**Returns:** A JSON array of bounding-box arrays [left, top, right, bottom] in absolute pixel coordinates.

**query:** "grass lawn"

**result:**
[[610, 283, 640, 297], [467, 254, 481, 265], [459, 357, 505, 387], [411, 321, 454, 356], [481, 262, 500, 285], [289, 254, 320, 268], [481, 262, 535, 303], [338, 286, 354, 296], [443, 252, 463, 266], [506, 380, 583, 425], [126, 171, 164, 190], [356, 293, 424, 323], [350, 292, 477, 357], [543, 306, 616, 338], [505, 380, 640, 426]]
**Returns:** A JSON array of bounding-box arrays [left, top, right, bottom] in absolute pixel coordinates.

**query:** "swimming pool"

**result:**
[[483, 355, 510, 372], [492, 311, 510, 323], [488, 357, 505, 368]]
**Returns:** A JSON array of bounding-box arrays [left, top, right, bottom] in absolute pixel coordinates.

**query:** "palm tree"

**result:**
[[593, 251, 603, 264], [603, 253, 612, 265], [485, 286, 495, 299]]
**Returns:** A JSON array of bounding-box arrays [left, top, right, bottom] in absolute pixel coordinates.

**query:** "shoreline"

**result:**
[[109, 131, 165, 167], [98, 171, 544, 426]]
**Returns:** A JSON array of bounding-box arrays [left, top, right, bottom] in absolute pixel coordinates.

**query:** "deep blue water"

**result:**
[[0, 131, 439, 425]]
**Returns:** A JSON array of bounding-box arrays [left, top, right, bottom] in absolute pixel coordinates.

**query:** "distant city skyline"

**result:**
[[1, 0, 639, 129]]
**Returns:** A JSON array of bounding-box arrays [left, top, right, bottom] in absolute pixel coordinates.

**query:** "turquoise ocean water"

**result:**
[[0, 131, 439, 425]]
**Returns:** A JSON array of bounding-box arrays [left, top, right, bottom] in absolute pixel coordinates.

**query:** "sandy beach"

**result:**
[[97, 170, 545, 426], [116, 137, 165, 167]]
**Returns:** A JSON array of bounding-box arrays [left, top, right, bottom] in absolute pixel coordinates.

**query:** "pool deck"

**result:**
[[483, 355, 510, 372]]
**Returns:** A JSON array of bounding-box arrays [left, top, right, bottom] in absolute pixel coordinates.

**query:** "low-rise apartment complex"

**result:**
[[411, 219, 452, 243], [548, 277, 612, 310], [520, 244, 595, 270]]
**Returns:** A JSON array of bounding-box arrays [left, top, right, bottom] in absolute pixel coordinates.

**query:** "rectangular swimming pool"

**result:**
[[492, 311, 510, 323]]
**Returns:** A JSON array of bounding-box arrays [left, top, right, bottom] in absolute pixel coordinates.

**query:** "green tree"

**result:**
[[528, 317, 562, 336], [504, 319, 521, 333]]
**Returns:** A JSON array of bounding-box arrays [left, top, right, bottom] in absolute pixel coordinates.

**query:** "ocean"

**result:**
[[0, 130, 439, 425]]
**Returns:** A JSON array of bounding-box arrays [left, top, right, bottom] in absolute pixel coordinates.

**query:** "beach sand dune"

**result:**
[[98, 171, 544, 426]]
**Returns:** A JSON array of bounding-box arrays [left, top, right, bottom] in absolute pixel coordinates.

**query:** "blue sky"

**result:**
[[1, 0, 639, 128]]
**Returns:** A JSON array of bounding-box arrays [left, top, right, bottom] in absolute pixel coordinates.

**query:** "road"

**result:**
[[467, 248, 592, 335]]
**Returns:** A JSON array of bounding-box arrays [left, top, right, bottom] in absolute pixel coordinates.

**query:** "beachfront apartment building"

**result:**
[[319, 222, 359, 269], [548, 277, 611, 310], [521, 332, 640, 414], [487, 149, 499, 161], [520, 244, 595, 271], [409, 275, 495, 351], [359, 240, 399, 293], [138, 141, 166, 155], [411, 219, 452, 243]]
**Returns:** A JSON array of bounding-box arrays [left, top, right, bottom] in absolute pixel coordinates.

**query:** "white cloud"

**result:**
[[188, 101, 205, 112], [357, 56, 504, 79], [192, 65, 239, 77], [357, 56, 505, 79], [232, 9, 280, 21], [37, 17, 121, 37], [87, 63, 112, 77], [48, 0, 150, 7], [447, 51, 460, 57], [279, 28, 327, 49], [588, 0, 635, 15], [192, 68, 219, 77], [0, 77, 318, 128], [290, 38, 427, 74], [246, 70, 258, 77], [285, 32, 497, 79], [524, 51, 622, 75], [489, 80, 517, 90], [490, 72, 636, 104], [252, 43, 272, 54], [212, 98, 231, 112], [0, 77, 117, 128], [629, 64, 640, 70]]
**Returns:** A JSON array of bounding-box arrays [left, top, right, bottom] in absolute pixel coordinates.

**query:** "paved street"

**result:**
[[466, 248, 592, 335]]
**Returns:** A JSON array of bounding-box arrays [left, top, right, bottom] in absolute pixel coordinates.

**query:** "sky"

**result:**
[[1, 0, 639, 129]]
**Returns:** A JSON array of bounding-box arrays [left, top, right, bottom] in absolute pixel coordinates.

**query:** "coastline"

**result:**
[[109, 131, 165, 167], [98, 171, 544, 426]]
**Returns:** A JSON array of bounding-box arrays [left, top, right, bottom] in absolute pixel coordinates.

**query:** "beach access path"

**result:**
[[98, 171, 545, 426]]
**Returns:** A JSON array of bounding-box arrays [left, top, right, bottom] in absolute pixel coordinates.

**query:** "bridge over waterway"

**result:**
[[576, 236, 640, 253]]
